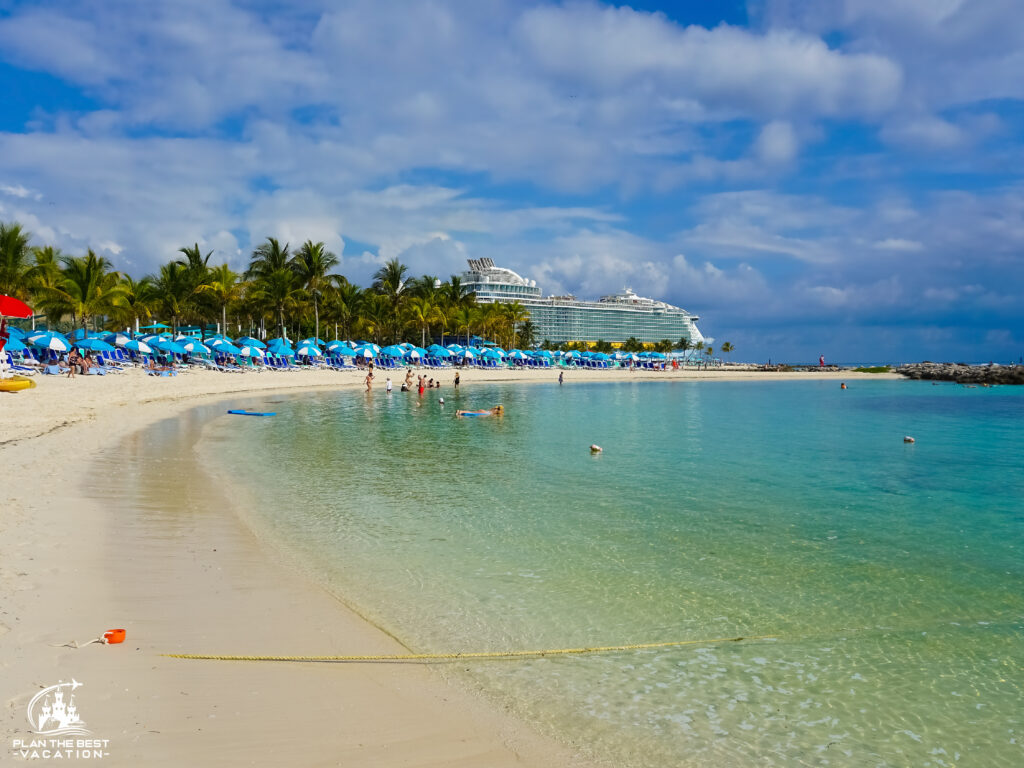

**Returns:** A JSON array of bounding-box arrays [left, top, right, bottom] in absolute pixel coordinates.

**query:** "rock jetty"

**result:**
[[897, 362, 1024, 385]]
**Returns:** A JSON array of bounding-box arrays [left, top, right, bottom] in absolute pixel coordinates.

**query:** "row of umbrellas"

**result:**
[[5, 325, 672, 362]]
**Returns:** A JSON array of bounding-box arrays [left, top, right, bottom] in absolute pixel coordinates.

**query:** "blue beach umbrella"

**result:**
[[237, 345, 265, 357], [140, 323, 170, 330], [295, 343, 322, 357], [122, 339, 154, 354], [6, 326, 26, 339], [26, 328, 67, 341], [458, 349, 476, 360], [353, 345, 376, 358], [481, 348, 504, 359], [647, 352, 667, 360], [105, 333, 133, 347], [179, 338, 212, 355], [4, 336, 27, 352], [592, 352, 610, 361], [236, 336, 266, 348], [379, 344, 406, 357], [299, 337, 325, 347], [152, 339, 188, 355], [333, 344, 357, 358], [535, 349, 553, 358], [30, 332, 71, 352], [76, 338, 115, 352], [325, 340, 348, 352], [430, 347, 451, 358], [213, 341, 242, 355], [408, 346, 428, 358], [508, 350, 529, 360]]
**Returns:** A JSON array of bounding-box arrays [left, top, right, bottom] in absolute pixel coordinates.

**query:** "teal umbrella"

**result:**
[[76, 338, 115, 352]]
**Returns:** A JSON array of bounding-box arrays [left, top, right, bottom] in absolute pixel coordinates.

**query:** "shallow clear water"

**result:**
[[199, 380, 1024, 767]]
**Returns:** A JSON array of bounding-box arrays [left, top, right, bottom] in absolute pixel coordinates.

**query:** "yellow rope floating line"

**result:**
[[163, 634, 779, 663]]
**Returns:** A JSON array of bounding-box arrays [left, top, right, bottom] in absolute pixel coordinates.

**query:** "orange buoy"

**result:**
[[103, 629, 126, 644]]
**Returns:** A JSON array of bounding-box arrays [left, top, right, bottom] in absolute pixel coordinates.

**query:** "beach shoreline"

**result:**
[[0, 366, 897, 766]]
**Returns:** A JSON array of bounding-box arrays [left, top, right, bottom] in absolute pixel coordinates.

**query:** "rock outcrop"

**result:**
[[897, 362, 1024, 385]]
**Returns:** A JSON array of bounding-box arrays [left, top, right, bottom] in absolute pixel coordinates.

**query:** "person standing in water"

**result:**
[[365, 371, 373, 391], [385, 377, 393, 393], [454, 371, 460, 389], [558, 371, 564, 385]]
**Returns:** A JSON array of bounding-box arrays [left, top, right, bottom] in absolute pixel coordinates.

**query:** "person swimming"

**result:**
[[456, 405, 504, 418]]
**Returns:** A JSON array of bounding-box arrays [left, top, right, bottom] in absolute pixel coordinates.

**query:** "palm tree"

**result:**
[[405, 296, 446, 347], [252, 268, 306, 339], [0, 222, 35, 300], [452, 305, 474, 347], [176, 243, 213, 278], [198, 264, 241, 335], [294, 240, 340, 342], [110, 275, 157, 333], [501, 302, 529, 349], [35, 250, 127, 331], [677, 337, 692, 362], [148, 261, 195, 332], [372, 257, 409, 343], [689, 341, 704, 364], [518, 320, 536, 349], [720, 341, 734, 362], [246, 237, 292, 280]]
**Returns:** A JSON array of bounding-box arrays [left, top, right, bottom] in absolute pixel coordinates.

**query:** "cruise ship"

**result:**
[[461, 258, 706, 347]]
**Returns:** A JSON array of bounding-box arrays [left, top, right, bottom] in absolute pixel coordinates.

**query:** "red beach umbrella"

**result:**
[[0, 295, 33, 318], [0, 295, 33, 355]]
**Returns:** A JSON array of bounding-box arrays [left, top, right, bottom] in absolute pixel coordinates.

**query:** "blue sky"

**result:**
[[1, 0, 1022, 362]]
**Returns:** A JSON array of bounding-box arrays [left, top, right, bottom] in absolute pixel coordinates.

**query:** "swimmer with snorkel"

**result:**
[[456, 405, 504, 418]]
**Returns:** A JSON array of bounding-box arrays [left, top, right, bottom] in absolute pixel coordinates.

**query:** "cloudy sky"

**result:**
[[1, 0, 1022, 362]]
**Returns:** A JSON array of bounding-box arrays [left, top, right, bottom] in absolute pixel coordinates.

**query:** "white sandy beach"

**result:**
[[0, 365, 898, 766]]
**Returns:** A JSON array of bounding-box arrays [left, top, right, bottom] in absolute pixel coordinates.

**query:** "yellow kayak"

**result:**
[[0, 375, 36, 392]]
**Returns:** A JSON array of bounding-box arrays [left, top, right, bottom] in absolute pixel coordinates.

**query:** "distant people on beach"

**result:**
[[66, 349, 81, 378]]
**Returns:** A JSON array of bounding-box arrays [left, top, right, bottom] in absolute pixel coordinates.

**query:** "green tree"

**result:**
[[110, 275, 157, 332], [372, 258, 409, 343], [148, 261, 196, 332], [720, 341, 734, 362], [246, 237, 292, 280], [518, 320, 537, 349], [0, 222, 35, 300], [501, 301, 529, 349], [294, 240, 340, 341], [405, 296, 446, 347], [252, 268, 306, 339], [197, 264, 241, 336], [35, 250, 127, 332]]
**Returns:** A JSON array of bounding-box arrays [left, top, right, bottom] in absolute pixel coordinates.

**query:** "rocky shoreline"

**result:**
[[897, 362, 1024, 385]]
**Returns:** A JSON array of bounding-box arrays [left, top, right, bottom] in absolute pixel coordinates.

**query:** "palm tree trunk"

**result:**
[[314, 297, 319, 342], [222, 305, 227, 337]]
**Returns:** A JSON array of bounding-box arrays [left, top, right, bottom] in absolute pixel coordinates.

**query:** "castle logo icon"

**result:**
[[27, 680, 91, 736]]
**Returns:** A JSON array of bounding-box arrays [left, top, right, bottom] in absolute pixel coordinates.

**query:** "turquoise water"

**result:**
[[200, 380, 1024, 767]]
